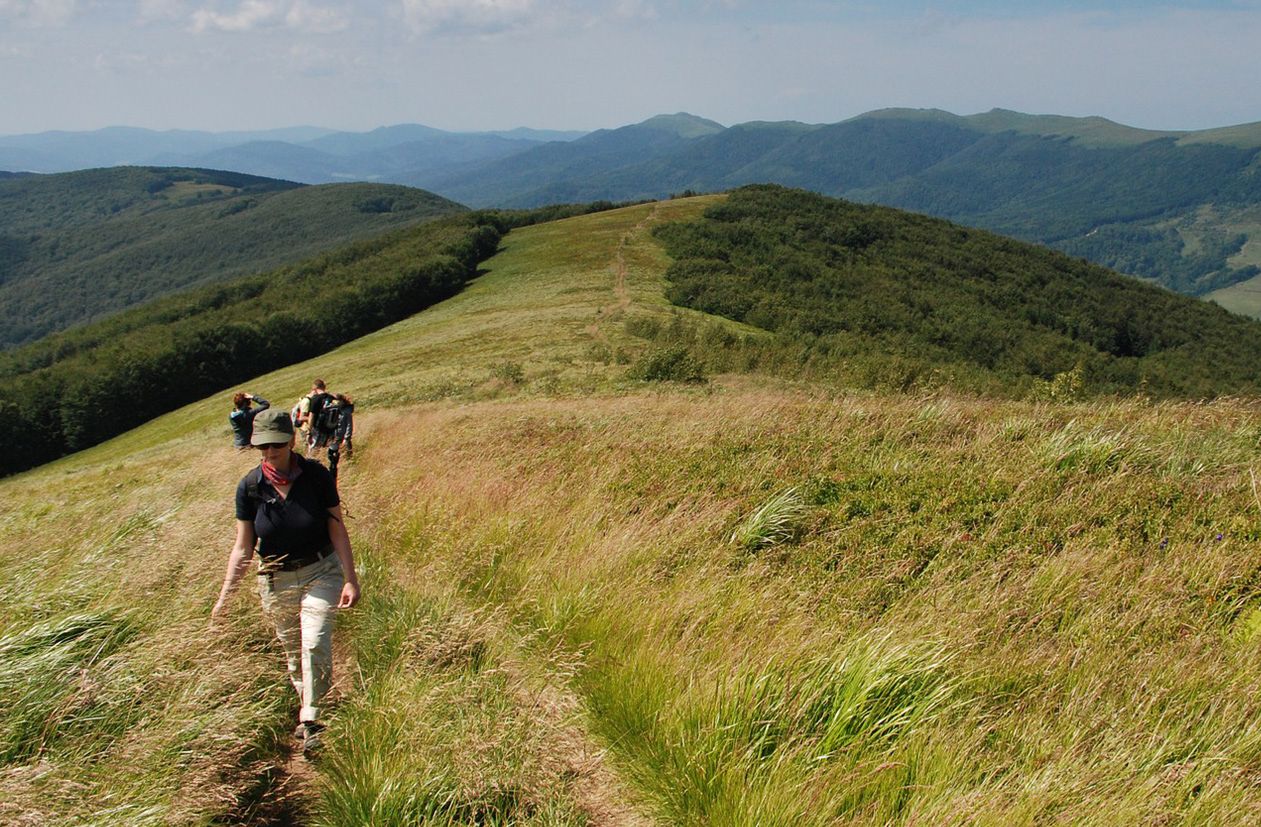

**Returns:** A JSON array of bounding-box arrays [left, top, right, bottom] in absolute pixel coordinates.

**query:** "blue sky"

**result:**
[[1, 0, 1259, 135]]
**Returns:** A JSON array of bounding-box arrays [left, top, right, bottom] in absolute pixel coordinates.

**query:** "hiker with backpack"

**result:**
[[312, 393, 355, 481], [228, 392, 270, 448], [210, 407, 361, 756], [297, 379, 332, 455]]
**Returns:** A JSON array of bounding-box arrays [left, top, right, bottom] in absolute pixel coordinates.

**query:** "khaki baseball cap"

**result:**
[[250, 408, 295, 446]]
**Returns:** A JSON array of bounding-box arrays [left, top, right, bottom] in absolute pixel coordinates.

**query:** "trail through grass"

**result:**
[[5, 195, 1261, 824]]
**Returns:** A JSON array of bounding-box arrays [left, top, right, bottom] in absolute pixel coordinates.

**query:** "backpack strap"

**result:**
[[244, 466, 265, 503]]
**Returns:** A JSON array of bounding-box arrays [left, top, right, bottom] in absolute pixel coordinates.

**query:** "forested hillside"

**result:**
[[416, 113, 724, 208], [851, 130, 1261, 295], [414, 110, 1261, 307], [0, 214, 500, 475], [654, 186, 1261, 398], [0, 167, 466, 347]]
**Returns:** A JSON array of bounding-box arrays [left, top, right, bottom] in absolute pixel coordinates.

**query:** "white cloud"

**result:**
[[285, 0, 348, 32], [94, 50, 157, 71], [191, 0, 282, 31], [136, 0, 187, 23], [612, 0, 656, 20], [399, 0, 537, 35], [190, 0, 347, 33], [0, 0, 78, 26], [286, 41, 345, 75]]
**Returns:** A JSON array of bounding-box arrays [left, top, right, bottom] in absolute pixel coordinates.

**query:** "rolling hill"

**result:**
[[7, 111, 1261, 309], [0, 167, 467, 347], [5, 196, 1261, 824], [425, 110, 1261, 309], [7, 184, 1261, 479]]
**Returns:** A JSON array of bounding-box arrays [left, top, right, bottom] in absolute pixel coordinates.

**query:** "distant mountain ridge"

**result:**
[[0, 123, 588, 182], [6, 109, 1261, 311], [407, 109, 1261, 311]]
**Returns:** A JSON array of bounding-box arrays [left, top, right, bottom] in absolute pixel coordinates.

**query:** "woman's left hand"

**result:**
[[337, 580, 360, 609]]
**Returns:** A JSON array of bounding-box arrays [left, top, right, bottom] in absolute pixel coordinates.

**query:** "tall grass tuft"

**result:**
[[729, 486, 809, 552], [0, 611, 139, 765], [1037, 420, 1156, 473], [581, 630, 958, 825]]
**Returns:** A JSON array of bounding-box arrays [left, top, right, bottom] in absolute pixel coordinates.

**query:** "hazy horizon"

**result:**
[[4, 105, 1260, 143], [1, 1, 1259, 137]]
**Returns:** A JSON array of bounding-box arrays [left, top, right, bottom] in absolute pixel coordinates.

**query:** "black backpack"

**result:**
[[315, 401, 342, 434], [306, 391, 330, 424]]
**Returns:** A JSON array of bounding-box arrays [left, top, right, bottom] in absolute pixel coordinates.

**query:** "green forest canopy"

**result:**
[[654, 185, 1261, 398], [0, 167, 466, 348]]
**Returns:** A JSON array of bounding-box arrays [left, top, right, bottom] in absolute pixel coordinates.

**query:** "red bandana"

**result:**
[[261, 458, 303, 488]]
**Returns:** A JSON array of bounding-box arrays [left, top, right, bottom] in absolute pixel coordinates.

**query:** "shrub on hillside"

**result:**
[[626, 346, 707, 384]]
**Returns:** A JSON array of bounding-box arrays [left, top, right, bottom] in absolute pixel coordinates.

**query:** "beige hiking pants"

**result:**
[[256, 553, 344, 724]]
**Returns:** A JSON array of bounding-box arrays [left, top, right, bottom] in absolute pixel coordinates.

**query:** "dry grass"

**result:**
[[343, 388, 1261, 823], [5, 195, 1261, 823]]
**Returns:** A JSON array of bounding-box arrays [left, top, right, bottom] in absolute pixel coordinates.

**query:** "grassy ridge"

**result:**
[[347, 390, 1261, 824], [4, 197, 1261, 823], [0, 197, 714, 824]]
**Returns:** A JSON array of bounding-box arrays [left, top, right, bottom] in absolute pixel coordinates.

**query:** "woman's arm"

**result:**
[[211, 520, 257, 622], [328, 505, 360, 609]]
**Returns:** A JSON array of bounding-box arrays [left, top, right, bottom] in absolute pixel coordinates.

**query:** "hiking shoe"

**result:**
[[300, 722, 325, 756]]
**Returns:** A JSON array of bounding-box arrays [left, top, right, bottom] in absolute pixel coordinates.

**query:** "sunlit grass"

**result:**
[[5, 194, 1261, 823]]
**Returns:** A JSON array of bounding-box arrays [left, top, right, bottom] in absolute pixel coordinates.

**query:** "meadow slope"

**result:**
[[4, 198, 1261, 825]]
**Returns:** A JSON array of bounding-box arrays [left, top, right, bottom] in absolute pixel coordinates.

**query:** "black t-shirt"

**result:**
[[235, 455, 340, 563]]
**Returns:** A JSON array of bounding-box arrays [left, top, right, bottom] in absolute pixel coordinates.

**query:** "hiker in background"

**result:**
[[299, 379, 332, 455], [312, 393, 355, 482], [290, 396, 309, 450], [210, 408, 361, 756], [228, 392, 270, 449], [336, 394, 354, 459]]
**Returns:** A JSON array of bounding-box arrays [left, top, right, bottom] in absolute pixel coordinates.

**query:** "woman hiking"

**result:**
[[211, 408, 361, 755]]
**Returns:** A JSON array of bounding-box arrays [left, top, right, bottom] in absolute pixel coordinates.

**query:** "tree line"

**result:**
[[0, 215, 498, 476], [652, 185, 1261, 398]]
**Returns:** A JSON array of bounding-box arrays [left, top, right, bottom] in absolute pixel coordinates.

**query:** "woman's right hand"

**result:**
[[337, 580, 360, 609]]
